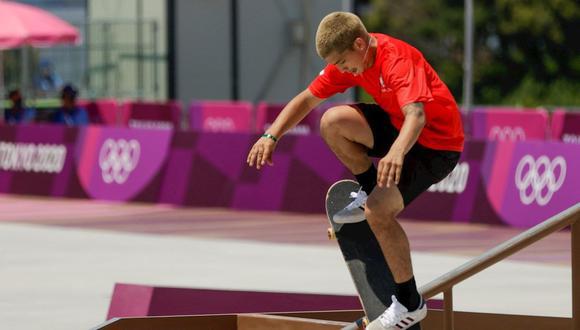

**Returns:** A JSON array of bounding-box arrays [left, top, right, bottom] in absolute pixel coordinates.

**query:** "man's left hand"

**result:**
[[378, 147, 405, 188]]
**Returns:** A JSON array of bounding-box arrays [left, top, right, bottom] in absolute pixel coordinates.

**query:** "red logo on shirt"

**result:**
[[379, 76, 391, 93]]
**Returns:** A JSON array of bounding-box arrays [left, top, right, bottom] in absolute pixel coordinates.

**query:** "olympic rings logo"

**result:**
[[98, 138, 141, 184], [514, 155, 566, 206], [489, 126, 526, 141]]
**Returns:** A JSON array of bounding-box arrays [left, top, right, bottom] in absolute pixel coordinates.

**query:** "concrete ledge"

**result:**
[[238, 314, 350, 330], [94, 310, 573, 330]]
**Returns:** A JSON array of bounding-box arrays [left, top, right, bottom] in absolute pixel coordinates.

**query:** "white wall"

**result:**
[[175, 0, 233, 102], [174, 0, 354, 106], [88, 0, 167, 99]]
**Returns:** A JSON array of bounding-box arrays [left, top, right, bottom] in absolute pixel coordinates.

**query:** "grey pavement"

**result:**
[[0, 222, 571, 330]]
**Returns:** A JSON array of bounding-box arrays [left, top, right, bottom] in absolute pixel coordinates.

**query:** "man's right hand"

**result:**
[[246, 135, 277, 169], [246, 89, 322, 170]]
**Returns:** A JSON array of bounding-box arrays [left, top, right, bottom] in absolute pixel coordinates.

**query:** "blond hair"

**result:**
[[315, 12, 369, 58]]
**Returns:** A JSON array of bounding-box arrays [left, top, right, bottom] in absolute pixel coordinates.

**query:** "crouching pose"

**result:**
[[247, 12, 464, 330]]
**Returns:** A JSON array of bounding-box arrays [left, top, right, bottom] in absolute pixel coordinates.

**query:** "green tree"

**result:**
[[478, 0, 580, 106], [362, 0, 580, 107], [362, 0, 465, 102]]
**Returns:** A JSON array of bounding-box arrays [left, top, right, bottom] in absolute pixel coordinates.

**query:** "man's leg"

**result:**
[[366, 186, 411, 280], [320, 105, 421, 312], [320, 105, 378, 222], [365, 185, 421, 309], [319, 105, 373, 174]]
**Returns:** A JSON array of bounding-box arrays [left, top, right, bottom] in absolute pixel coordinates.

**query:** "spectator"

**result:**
[[4, 89, 35, 125], [36, 58, 63, 97], [51, 84, 89, 126]]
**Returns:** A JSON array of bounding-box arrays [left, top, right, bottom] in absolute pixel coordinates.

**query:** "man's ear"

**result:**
[[355, 37, 365, 51]]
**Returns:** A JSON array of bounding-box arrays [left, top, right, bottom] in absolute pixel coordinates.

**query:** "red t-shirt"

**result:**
[[308, 33, 464, 152]]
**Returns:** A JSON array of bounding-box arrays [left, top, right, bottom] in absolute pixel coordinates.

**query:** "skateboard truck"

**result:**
[[327, 227, 336, 240], [341, 316, 368, 330]]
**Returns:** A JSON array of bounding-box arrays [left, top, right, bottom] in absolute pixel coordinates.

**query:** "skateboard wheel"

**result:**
[[327, 227, 336, 240]]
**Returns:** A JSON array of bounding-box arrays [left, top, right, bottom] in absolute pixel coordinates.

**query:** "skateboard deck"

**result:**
[[326, 179, 421, 330]]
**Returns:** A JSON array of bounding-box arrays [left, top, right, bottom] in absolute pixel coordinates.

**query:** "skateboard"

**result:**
[[326, 180, 421, 330]]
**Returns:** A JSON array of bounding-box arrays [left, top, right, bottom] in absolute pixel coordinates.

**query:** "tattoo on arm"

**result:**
[[391, 102, 426, 154], [402, 102, 425, 118]]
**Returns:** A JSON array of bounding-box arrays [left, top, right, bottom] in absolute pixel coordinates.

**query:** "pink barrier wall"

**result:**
[[1, 124, 578, 228], [459, 110, 471, 137], [471, 107, 549, 141], [78, 99, 118, 125], [119, 101, 182, 129], [551, 109, 580, 143], [189, 100, 254, 133], [255, 102, 321, 135]]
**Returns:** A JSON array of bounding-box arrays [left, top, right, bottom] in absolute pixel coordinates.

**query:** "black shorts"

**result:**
[[352, 103, 461, 206]]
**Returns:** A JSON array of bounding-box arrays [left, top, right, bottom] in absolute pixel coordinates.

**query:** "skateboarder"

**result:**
[[247, 12, 463, 329]]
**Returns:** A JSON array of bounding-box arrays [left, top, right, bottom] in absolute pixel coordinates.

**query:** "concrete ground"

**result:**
[[0, 195, 573, 330]]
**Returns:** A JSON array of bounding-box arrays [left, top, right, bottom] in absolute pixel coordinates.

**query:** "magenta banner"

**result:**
[[189, 101, 255, 133], [255, 102, 321, 135], [75, 126, 173, 201], [156, 131, 351, 213], [2, 124, 578, 228], [471, 108, 549, 141], [482, 141, 579, 227], [0, 124, 81, 197], [232, 134, 351, 213], [78, 99, 118, 125], [551, 109, 580, 144], [119, 101, 182, 129]]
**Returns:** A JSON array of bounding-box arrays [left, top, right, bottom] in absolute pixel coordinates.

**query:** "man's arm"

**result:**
[[392, 102, 426, 154], [265, 89, 324, 139], [378, 102, 426, 188], [247, 89, 324, 169]]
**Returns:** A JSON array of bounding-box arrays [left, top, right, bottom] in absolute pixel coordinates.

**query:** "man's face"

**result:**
[[324, 37, 369, 76], [9, 92, 22, 108], [62, 95, 75, 108]]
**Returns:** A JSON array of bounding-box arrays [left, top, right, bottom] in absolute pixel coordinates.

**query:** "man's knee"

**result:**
[[319, 106, 353, 139], [365, 193, 404, 227]]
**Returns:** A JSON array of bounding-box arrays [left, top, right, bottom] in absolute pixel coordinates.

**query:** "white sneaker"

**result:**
[[366, 295, 427, 330], [332, 188, 367, 224]]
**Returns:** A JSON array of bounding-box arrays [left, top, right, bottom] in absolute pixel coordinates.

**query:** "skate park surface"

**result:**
[[0, 194, 572, 330]]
